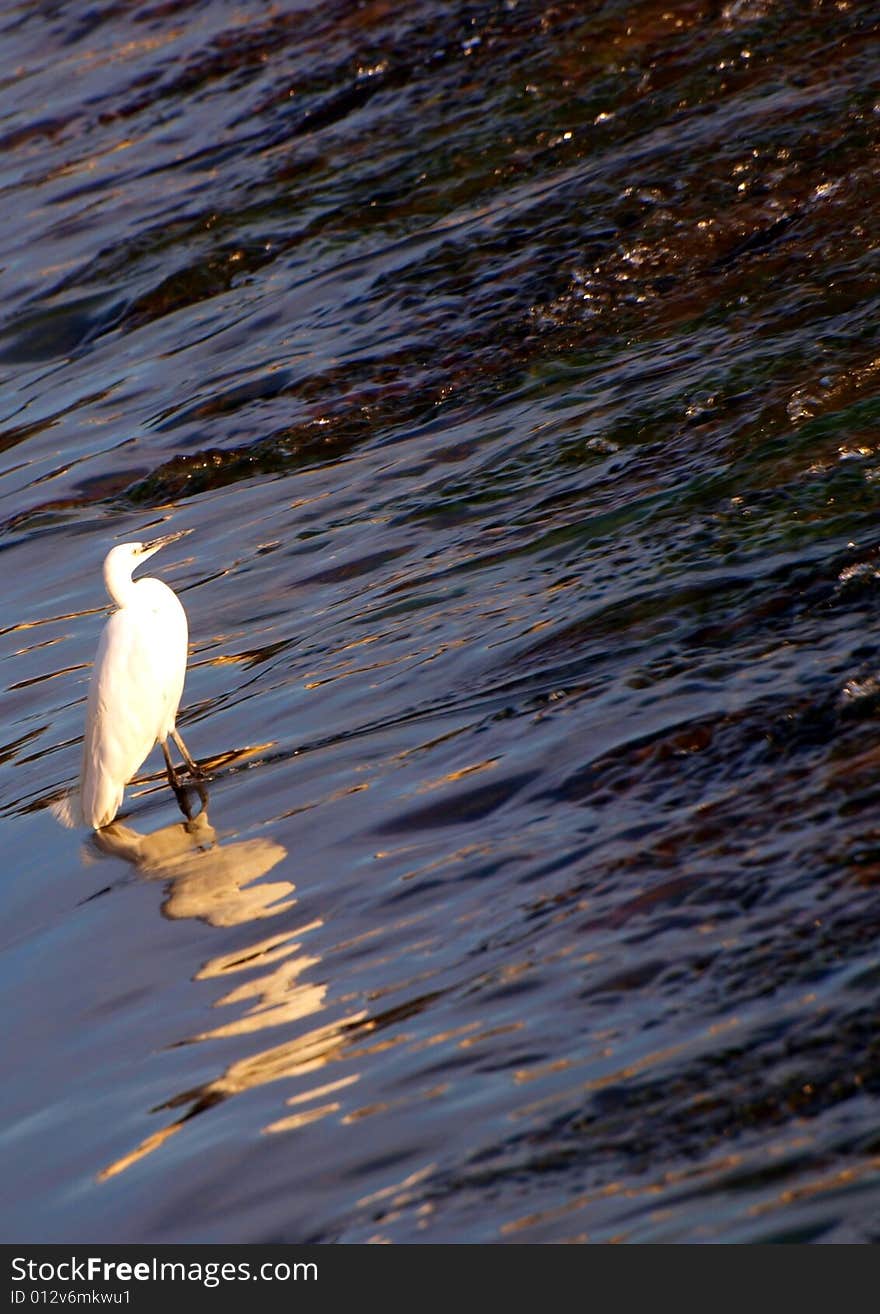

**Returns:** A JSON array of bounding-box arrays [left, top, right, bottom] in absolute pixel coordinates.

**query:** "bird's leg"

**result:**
[[163, 740, 198, 820], [171, 727, 201, 778], [163, 738, 208, 820], [194, 777, 209, 815], [161, 740, 181, 791], [175, 785, 197, 822]]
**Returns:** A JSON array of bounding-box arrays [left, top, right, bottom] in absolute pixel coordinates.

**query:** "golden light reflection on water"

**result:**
[[93, 812, 292, 927], [97, 1006, 369, 1181], [91, 805, 367, 1182], [745, 1152, 880, 1221], [191, 935, 325, 1042], [499, 1150, 747, 1239], [498, 1132, 880, 1241]]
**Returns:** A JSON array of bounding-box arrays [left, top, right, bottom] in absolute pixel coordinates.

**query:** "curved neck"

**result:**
[[104, 556, 140, 608]]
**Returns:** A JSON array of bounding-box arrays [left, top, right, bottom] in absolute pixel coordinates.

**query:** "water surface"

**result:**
[[2, 0, 880, 1243]]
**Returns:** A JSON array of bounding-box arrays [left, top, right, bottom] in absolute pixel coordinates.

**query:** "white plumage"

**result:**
[[59, 533, 200, 830]]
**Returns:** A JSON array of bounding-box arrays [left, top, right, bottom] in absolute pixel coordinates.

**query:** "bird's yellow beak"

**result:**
[[139, 528, 192, 560]]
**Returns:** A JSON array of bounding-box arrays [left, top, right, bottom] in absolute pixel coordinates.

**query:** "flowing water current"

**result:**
[[2, 0, 880, 1243]]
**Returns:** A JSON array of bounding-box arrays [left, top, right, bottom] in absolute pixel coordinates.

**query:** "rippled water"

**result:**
[[3, 0, 880, 1243]]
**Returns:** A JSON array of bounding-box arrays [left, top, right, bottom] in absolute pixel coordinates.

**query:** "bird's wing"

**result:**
[[134, 580, 188, 741], [80, 596, 187, 827]]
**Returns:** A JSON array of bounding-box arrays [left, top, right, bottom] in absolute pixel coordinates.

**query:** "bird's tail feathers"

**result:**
[[49, 788, 84, 829]]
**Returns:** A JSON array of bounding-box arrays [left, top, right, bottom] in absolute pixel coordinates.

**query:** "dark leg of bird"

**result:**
[[164, 739, 208, 820], [175, 785, 197, 821], [171, 727, 201, 777], [177, 779, 208, 822], [164, 741, 197, 820], [162, 740, 181, 791]]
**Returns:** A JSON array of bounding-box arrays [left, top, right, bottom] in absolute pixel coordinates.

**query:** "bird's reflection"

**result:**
[[88, 790, 368, 1181], [92, 805, 293, 926]]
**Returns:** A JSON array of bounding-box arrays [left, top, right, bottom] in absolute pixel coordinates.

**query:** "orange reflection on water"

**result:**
[[98, 1123, 183, 1183], [499, 1151, 745, 1239], [193, 919, 325, 1042], [94, 811, 292, 926], [92, 805, 365, 1182]]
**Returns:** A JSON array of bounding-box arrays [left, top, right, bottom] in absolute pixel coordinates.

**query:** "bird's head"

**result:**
[[103, 530, 191, 604]]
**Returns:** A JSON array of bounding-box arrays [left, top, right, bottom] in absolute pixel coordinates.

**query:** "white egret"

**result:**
[[73, 531, 202, 829]]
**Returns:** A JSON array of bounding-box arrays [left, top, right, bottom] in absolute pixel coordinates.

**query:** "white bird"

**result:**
[[66, 532, 201, 829]]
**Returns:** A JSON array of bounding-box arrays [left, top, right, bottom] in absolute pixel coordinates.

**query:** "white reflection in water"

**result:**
[[92, 808, 293, 926]]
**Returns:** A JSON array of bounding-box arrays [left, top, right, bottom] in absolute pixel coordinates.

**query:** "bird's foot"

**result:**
[[173, 777, 208, 822]]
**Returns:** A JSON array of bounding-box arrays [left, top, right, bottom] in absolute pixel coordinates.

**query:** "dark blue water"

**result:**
[[3, 0, 880, 1243]]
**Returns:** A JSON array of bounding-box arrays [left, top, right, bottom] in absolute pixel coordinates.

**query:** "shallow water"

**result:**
[[2, 0, 880, 1243]]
